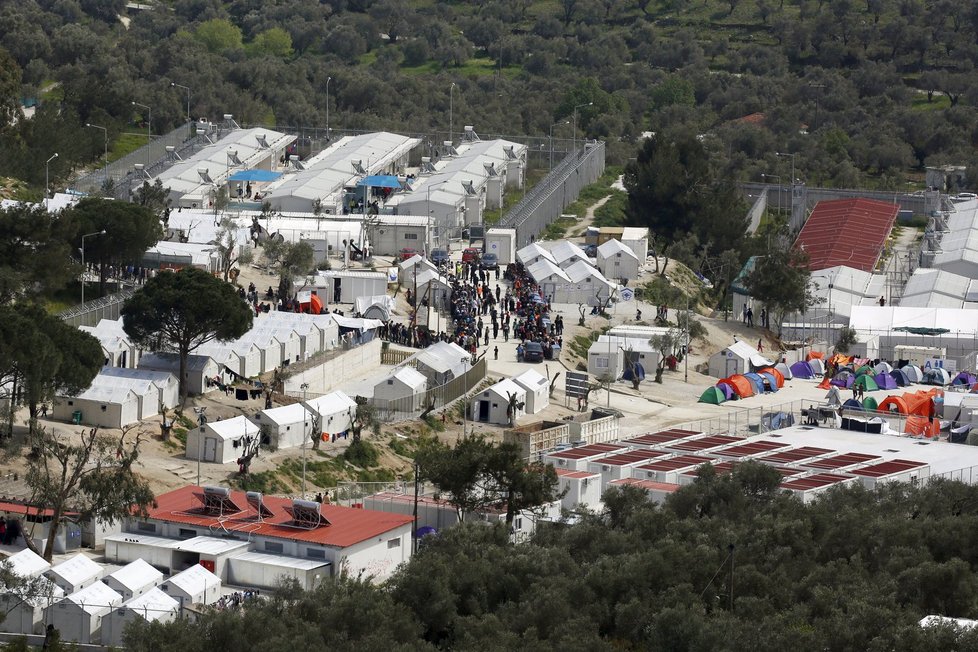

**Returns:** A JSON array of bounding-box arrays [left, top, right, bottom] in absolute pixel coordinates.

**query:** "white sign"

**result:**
[[297, 290, 311, 303], [387, 267, 399, 283], [620, 288, 634, 302], [924, 358, 957, 373]]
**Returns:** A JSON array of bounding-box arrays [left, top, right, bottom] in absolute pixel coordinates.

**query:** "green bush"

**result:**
[[342, 440, 380, 468]]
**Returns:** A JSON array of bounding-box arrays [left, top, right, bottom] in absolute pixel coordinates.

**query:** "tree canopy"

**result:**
[[0, 203, 78, 304], [122, 267, 252, 404], [743, 237, 819, 336]]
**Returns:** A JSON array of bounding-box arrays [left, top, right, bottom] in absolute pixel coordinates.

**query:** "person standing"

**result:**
[[746, 307, 754, 327]]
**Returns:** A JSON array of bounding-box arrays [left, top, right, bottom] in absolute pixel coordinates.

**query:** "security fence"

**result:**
[[58, 289, 135, 328], [499, 141, 606, 248]]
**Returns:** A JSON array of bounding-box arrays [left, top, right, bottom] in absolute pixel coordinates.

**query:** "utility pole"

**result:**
[[728, 543, 735, 612], [412, 459, 420, 555], [685, 295, 690, 383]]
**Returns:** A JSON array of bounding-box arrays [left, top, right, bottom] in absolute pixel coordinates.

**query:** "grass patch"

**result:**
[[109, 133, 149, 162], [592, 190, 627, 227], [231, 470, 289, 494], [911, 94, 951, 111], [541, 214, 577, 239]]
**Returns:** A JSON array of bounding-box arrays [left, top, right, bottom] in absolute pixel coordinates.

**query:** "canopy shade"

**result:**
[[357, 175, 402, 188], [228, 169, 282, 182]]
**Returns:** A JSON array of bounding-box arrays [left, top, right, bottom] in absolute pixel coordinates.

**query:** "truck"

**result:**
[[893, 345, 947, 368], [484, 227, 517, 266]]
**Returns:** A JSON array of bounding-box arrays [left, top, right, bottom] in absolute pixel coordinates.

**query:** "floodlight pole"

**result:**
[[685, 295, 690, 383], [572, 102, 592, 153], [449, 82, 456, 144], [45, 152, 58, 198], [132, 101, 151, 145], [325, 76, 332, 140], [171, 82, 191, 137], [301, 383, 309, 499], [412, 458, 420, 555], [85, 123, 108, 187], [549, 121, 568, 171], [80, 229, 105, 304]]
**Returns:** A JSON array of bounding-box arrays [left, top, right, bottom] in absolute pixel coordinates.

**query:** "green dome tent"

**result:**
[[855, 365, 874, 376], [862, 396, 878, 411], [853, 374, 879, 392], [699, 386, 727, 404]]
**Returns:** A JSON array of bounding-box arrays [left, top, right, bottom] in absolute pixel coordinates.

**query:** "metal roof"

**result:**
[[794, 198, 898, 272], [637, 454, 716, 472], [609, 477, 680, 493], [666, 435, 743, 453], [593, 450, 666, 467], [780, 472, 854, 491], [548, 443, 626, 460], [849, 459, 928, 478], [622, 429, 702, 447], [148, 486, 414, 548], [756, 446, 834, 464], [554, 469, 600, 479], [710, 441, 789, 459], [170, 536, 250, 555], [802, 452, 881, 470], [231, 550, 331, 571]]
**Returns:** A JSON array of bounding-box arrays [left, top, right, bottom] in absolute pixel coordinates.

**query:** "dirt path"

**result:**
[[569, 194, 612, 239]]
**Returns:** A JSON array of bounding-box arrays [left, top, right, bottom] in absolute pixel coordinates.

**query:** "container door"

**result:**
[[204, 437, 217, 463]]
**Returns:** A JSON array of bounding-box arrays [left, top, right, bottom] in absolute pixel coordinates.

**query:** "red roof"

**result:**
[[0, 500, 77, 519], [623, 429, 701, 447], [757, 446, 834, 464], [793, 198, 898, 272], [610, 478, 680, 493], [781, 472, 853, 491], [680, 460, 737, 476], [802, 452, 880, 470], [666, 435, 743, 453], [147, 486, 414, 548], [555, 468, 600, 479], [592, 450, 666, 467], [547, 443, 625, 460], [637, 454, 716, 472], [850, 459, 928, 478], [710, 441, 789, 459], [730, 112, 766, 126]]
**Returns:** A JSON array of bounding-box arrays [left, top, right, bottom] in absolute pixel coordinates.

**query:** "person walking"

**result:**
[[494, 346, 499, 360]]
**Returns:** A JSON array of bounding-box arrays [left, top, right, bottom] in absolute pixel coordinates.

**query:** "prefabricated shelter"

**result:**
[[588, 335, 660, 381], [588, 449, 668, 490], [302, 391, 357, 437], [412, 341, 472, 386], [399, 254, 438, 282], [373, 367, 428, 412], [517, 242, 557, 268], [186, 415, 261, 465], [143, 241, 220, 273], [553, 260, 617, 305], [100, 588, 180, 648], [97, 367, 180, 414], [370, 215, 432, 257], [512, 369, 550, 414], [195, 340, 261, 379], [305, 270, 389, 305], [227, 552, 330, 591], [254, 312, 338, 358], [620, 227, 650, 263], [138, 352, 221, 396], [234, 329, 287, 373], [101, 559, 164, 602], [608, 477, 680, 505], [527, 259, 572, 298], [414, 269, 453, 311], [47, 581, 123, 644], [152, 127, 293, 209], [543, 443, 629, 472], [159, 564, 222, 609], [472, 378, 526, 425], [596, 239, 640, 283], [708, 341, 773, 378], [53, 385, 141, 429], [253, 403, 314, 450], [78, 319, 139, 368], [550, 241, 591, 269], [485, 228, 517, 265], [0, 577, 63, 635], [555, 468, 602, 511], [46, 554, 104, 595]]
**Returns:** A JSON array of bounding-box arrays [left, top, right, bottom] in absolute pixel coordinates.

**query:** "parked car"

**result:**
[[462, 247, 481, 264], [524, 342, 545, 363], [583, 244, 598, 258], [479, 253, 499, 270], [430, 249, 450, 265], [399, 247, 418, 261]]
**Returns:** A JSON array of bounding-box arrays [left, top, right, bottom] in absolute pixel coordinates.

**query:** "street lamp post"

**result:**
[[760, 173, 782, 212], [300, 383, 310, 499], [776, 151, 796, 183], [449, 82, 457, 144], [45, 153, 58, 198], [80, 229, 106, 305], [85, 123, 108, 188], [549, 121, 569, 170], [170, 82, 192, 137], [131, 101, 152, 145], [194, 408, 207, 486], [426, 180, 447, 254], [572, 101, 593, 153], [325, 76, 332, 140]]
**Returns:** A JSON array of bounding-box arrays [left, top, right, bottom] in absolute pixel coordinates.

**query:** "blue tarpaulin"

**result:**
[[357, 175, 402, 189], [228, 169, 282, 182]]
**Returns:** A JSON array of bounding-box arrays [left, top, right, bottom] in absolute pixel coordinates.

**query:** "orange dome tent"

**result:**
[[721, 375, 755, 398], [806, 351, 825, 361], [759, 367, 785, 388], [878, 396, 909, 415]]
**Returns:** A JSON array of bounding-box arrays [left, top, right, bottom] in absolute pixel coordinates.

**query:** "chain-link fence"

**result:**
[[369, 357, 488, 422], [335, 480, 408, 507], [499, 141, 606, 248], [58, 289, 135, 328]]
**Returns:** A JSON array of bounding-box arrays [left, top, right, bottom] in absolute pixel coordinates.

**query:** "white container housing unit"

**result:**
[[101, 559, 164, 602], [512, 369, 551, 414], [100, 587, 181, 648], [254, 403, 315, 450], [46, 554, 104, 595], [471, 378, 526, 426], [226, 551, 331, 591], [186, 415, 261, 465], [302, 391, 357, 438], [47, 582, 123, 644]]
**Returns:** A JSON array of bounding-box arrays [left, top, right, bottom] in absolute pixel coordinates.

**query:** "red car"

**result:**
[[462, 247, 481, 264], [399, 247, 418, 261]]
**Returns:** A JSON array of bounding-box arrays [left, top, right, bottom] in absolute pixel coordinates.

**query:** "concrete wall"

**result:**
[[282, 339, 382, 395]]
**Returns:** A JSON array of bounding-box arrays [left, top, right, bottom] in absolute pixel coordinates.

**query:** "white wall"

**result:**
[[283, 338, 381, 395], [336, 525, 412, 582]]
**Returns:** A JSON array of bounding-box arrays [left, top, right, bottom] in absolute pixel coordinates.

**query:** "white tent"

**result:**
[[550, 241, 590, 269], [254, 403, 314, 450], [355, 294, 395, 316], [253, 312, 338, 358], [399, 254, 437, 281], [237, 329, 286, 373], [528, 259, 571, 287], [411, 341, 471, 386], [143, 241, 219, 273], [4, 549, 50, 578], [138, 353, 221, 396], [46, 554, 104, 595], [472, 378, 526, 425], [707, 341, 773, 378], [302, 391, 357, 437], [47, 582, 122, 644], [102, 559, 164, 602], [186, 415, 260, 464], [415, 269, 452, 310], [159, 564, 222, 609], [374, 367, 428, 411], [78, 319, 138, 369], [553, 260, 616, 305], [596, 239, 640, 283], [512, 369, 550, 414], [0, 576, 63, 635], [100, 588, 180, 648], [98, 367, 180, 414]]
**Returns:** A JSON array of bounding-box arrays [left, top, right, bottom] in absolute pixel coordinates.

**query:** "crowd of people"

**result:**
[[215, 589, 261, 611]]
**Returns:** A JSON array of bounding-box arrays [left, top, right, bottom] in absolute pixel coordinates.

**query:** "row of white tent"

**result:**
[[518, 241, 621, 304], [0, 550, 221, 646]]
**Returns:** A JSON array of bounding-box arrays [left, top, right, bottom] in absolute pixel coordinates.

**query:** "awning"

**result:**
[[357, 175, 402, 189], [228, 169, 282, 182]]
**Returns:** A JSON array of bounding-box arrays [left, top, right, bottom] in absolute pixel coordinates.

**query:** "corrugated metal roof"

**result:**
[[780, 472, 853, 490], [757, 446, 834, 464], [667, 435, 743, 453], [794, 198, 898, 272], [623, 429, 702, 447], [802, 452, 880, 470], [609, 478, 680, 493], [710, 441, 789, 458], [637, 454, 715, 472], [554, 469, 600, 479], [148, 486, 414, 548], [593, 450, 666, 467], [548, 443, 626, 460], [850, 459, 928, 478], [231, 551, 331, 571]]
